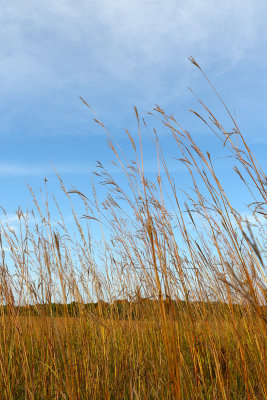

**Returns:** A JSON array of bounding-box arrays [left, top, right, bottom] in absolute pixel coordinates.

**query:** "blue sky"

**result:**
[[0, 0, 267, 228]]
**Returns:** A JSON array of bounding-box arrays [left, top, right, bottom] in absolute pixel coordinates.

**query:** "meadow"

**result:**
[[0, 60, 266, 399]]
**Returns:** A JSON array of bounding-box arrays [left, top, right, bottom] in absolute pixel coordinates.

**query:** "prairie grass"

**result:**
[[0, 60, 266, 399]]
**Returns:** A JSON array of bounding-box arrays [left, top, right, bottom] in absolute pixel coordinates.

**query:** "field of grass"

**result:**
[[0, 61, 266, 399], [0, 305, 266, 399]]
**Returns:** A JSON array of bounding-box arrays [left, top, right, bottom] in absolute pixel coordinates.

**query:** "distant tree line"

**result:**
[[1, 299, 264, 320]]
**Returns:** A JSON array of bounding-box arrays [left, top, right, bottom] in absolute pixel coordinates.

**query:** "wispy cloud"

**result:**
[[0, 213, 20, 225], [0, 1, 266, 143], [0, 163, 95, 177], [1, 1, 266, 96], [0, 159, 187, 177]]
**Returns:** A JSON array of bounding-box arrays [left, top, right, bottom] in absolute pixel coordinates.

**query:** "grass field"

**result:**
[[1, 303, 266, 399], [0, 61, 266, 399]]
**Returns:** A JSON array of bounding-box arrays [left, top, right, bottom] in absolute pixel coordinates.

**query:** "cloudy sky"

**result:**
[[0, 0, 267, 222]]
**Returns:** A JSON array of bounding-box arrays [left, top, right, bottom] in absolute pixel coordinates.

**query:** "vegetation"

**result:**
[[0, 59, 266, 399]]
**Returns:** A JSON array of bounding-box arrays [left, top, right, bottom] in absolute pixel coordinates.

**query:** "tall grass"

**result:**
[[0, 60, 266, 399]]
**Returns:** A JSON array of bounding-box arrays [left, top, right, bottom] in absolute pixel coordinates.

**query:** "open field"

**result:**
[[1, 303, 266, 399], [0, 62, 266, 399]]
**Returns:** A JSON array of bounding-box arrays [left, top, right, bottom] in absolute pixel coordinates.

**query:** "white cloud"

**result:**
[[0, 213, 19, 225], [1, 0, 266, 96], [240, 212, 267, 227], [0, 0, 266, 144], [0, 163, 95, 176], [0, 159, 187, 177]]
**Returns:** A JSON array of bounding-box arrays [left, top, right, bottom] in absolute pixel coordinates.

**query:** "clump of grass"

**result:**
[[0, 60, 266, 399]]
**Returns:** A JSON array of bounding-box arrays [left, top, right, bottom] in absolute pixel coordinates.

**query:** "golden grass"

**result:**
[[0, 308, 266, 399], [0, 61, 266, 399]]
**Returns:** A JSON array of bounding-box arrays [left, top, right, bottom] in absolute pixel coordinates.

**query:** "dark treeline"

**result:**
[[2, 299, 265, 320]]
